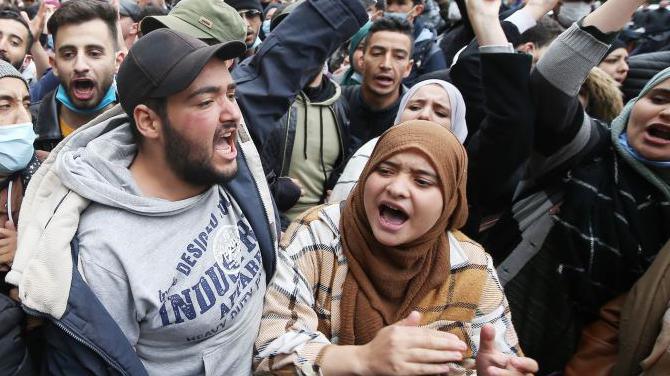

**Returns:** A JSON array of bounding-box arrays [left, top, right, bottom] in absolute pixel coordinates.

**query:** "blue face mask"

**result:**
[[56, 83, 117, 115], [384, 11, 408, 21], [0, 122, 37, 174], [261, 20, 271, 36], [618, 132, 670, 168]]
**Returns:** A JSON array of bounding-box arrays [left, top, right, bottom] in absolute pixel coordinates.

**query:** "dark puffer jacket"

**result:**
[[622, 51, 670, 102], [0, 294, 33, 376]]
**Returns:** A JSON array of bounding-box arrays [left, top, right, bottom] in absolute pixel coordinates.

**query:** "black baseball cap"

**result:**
[[117, 28, 245, 116]]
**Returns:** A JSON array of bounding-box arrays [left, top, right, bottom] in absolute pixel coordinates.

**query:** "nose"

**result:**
[[416, 106, 433, 121], [16, 103, 31, 123], [380, 52, 392, 70], [619, 59, 629, 74], [385, 175, 410, 198], [73, 55, 90, 73], [219, 95, 241, 125]]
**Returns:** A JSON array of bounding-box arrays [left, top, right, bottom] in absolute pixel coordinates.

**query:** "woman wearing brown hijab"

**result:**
[[254, 121, 537, 375]]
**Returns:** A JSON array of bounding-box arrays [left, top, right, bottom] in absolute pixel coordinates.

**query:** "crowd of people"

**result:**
[[0, 0, 669, 374]]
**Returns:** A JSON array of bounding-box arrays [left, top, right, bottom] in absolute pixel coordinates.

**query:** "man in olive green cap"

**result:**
[[140, 0, 370, 151]]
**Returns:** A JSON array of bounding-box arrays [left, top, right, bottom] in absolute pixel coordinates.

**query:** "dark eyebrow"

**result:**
[[648, 88, 670, 96], [380, 160, 438, 180], [0, 95, 14, 101], [186, 86, 222, 100], [227, 83, 237, 91]]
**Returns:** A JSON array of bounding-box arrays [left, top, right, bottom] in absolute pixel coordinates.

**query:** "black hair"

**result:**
[[47, 0, 118, 49], [0, 6, 34, 53], [517, 15, 564, 49], [363, 16, 414, 53], [386, 0, 423, 6]]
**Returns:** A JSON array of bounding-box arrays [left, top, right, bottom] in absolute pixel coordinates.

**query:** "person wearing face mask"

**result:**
[[0, 59, 41, 376], [385, 0, 447, 86], [259, 2, 281, 40]]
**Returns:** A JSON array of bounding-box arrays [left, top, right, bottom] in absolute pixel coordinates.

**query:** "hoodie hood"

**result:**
[[56, 113, 206, 216]]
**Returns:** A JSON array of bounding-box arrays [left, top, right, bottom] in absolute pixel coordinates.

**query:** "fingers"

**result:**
[[509, 357, 539, 373], [486, 366, 532, 376], [478, 323, 498, 354], [396, 310, 422, 326], [402, 363, 452, 375], [5, 220, 16, 231], [405, 348, 464, 363], [0, 227, 16, 238]]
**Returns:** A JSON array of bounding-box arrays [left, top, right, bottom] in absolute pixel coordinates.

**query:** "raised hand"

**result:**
[[476, 324, 539, 376], [465, 0, 507, 46], [0, 220, 18, 271]]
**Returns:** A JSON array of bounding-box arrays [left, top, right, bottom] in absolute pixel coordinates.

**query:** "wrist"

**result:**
[[319, 345, 369, 376]]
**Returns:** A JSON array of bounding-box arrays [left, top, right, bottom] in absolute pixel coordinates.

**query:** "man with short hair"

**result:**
[[515, 15, 564, 65], [0, 6, 33, 70], [30, 0, 123, 151], [342, 17, 412, 154], [225, 0, 263, 57], [385, 0, 446, 85], [8, 0, 368, 373]]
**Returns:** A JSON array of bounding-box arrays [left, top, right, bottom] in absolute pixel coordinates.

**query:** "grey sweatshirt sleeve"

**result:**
[[535, 23, 609, 97]]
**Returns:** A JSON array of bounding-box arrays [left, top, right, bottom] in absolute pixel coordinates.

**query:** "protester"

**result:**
[[336, 21, 372, 87], [342, 17, 411, 154], [7, 0, 368, 373], [259, 1, 351, 228], [482, 0, 664, 372], [0, 5, 32, 70], [0, 59, 39, 376], [385, 0, 446, 85], [579, 66, 624, 123], [118, 0, 143, 49], [225, 0, 263, 58], [598, 39, 629, 87], [255, 121, 537, 375], [30, 0, 122, 151]]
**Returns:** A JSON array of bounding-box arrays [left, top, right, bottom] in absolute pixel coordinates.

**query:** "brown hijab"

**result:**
[[338, 120, 469, 345]]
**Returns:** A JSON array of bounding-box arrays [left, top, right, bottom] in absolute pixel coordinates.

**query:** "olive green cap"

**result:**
[[140, 0, 247, 47]]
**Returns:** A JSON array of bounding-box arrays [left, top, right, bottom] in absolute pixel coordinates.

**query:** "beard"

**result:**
[[0, 52, 23, 70], [162, 116, 238, 187]]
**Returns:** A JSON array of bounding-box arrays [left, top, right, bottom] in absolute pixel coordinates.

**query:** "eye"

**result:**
[[414, 177, 435, 187], [407, 104, 421, 111], [376, 165, 394, 176], [0, 103, 10, 111], [650, 95, 670, 105], [435, 111, 449, 118], [10, 40, 20, 47], [197, 100, 214, 108], [226, 92, 236, 101]]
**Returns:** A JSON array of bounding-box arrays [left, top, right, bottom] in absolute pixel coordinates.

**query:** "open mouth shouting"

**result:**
[[377, 201, 409, 232], [644, 123, 670, 146], [214, 125, 238, 161], [373, 73, 395, 89], [71, 78, 97, 102]]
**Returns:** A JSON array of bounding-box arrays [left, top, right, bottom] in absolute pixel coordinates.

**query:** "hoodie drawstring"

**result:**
[[6, 180, 13, 227]]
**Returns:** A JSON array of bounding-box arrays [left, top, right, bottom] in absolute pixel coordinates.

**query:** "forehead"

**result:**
[[54, 19, 115, 47], [606, 48, 628, 58], [410, 84, 450, 104], [0, 76, 29, 97], [0, 18, 30, 40], [383, 149, 435, 172], [387, 0, 413, 6], [367, 30, 412, 52]]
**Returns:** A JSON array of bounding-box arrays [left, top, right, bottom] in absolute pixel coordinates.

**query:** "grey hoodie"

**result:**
[[56, 118, 266, 375]]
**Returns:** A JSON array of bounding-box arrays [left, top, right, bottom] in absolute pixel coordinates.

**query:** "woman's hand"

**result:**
[[321, 311, 468, 375], [476, 324, 539, 376]]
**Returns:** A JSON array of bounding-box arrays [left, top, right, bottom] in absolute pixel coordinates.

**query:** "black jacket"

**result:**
[[30, 90, 61, 152], [0, 294, 33, 376]]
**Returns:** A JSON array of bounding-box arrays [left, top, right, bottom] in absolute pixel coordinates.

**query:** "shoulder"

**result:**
[[280, 204, 342, 251], [449, 231, 490, 269]]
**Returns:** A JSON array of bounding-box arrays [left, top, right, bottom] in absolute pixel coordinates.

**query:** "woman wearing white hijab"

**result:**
[[329, 79, 468, 203]]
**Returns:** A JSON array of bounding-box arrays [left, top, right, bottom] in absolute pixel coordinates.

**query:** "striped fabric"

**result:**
[[254, 204, 521, 375]]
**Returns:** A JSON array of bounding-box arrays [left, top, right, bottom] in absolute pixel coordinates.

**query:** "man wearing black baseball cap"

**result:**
[[7, 29, 279, 375]]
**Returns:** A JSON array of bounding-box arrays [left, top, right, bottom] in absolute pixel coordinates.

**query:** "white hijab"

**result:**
[[393, 79, 468, 143]]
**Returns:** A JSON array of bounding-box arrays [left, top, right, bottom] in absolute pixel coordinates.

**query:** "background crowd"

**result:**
[[0, 0, 669, 374]]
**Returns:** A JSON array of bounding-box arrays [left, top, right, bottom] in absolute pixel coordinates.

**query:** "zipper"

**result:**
[[23, 307, 129, 375], [330, 105, 345, 170], [280, 109, 292, 176]]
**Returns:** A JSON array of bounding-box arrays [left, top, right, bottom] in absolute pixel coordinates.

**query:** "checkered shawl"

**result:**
[[254, 204, 521, 375]]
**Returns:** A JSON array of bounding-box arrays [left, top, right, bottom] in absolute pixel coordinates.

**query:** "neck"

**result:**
[[59, 103, 113, 130], [361, 84, 400, 110], [129, 144, 208, 201]]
